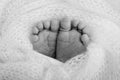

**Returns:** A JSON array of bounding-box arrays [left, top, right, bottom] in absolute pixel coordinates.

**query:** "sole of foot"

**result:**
[[30, 17, 90, 62], [56, 18, 90, 62]]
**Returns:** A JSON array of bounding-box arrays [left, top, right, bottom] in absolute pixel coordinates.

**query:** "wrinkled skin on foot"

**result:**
[[30, 17, 88, 62], [0, 0, 120, 80]]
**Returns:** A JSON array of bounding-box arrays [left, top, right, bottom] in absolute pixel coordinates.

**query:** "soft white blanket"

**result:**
[[0, 0, 120, 80]]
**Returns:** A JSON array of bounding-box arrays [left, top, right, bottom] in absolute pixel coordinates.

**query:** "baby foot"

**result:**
[[30, 20, 59, 57], [30, 17, 90, 63], [56, 18, 90, 62]]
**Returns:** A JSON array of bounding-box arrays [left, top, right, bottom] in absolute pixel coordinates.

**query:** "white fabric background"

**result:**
[[0, 0, 120, 12], [106, 0, 120, 12]]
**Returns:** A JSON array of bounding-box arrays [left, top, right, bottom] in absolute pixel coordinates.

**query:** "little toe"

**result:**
[[81, 34, 90, 46]]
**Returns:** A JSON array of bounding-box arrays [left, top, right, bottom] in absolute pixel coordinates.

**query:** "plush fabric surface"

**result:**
[[0, 0, 120, 80]]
